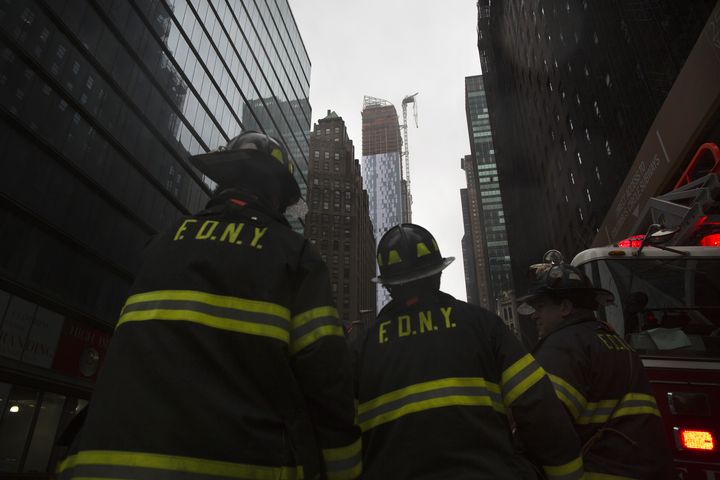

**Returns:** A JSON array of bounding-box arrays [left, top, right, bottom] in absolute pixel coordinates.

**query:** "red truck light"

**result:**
[[617, 235, 645, 248], [699, 233, 720, 247], [676, 428, 716, 451]]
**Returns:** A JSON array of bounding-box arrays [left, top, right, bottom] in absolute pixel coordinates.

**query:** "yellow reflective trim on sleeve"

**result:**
[[322, 438, 361, 462], [501, 354, 534, 385], [503, 366, 546, 405], [291, 306, 339, 329], [323, 439, 362, 480], [326, 463, 361, 480], [622, 393, 657, 403], [548, 373, 587, 419], [543, 455, 583, 479], [613, 406, 661, 418], [57, 450, 303, 480], [118, 309, 290, 343], [122, 290, 290, 320], [554, 389, 580, 420], [585, 472, 635, 480], [290, 325, 344, 354]]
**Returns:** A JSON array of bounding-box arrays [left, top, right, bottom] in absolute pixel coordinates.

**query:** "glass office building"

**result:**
[[463, 76, 514, 310], [0, 0, 311, 475]]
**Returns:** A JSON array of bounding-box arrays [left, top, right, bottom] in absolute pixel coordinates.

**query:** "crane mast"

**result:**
[[401, 92, 418, 222]]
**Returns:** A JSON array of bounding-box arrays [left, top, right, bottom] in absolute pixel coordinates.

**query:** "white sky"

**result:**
[[289, 1, 482, 301]]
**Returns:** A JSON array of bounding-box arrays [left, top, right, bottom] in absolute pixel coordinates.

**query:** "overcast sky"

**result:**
[[289, 1, 481, 301]]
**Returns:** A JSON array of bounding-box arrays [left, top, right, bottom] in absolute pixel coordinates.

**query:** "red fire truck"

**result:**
[[571, 143, 720, 479]]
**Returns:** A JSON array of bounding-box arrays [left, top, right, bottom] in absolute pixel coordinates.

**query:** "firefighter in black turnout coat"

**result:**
[[58, 132, 361, 480], [518, 251, 674, 479], [353, 224, 584, 479]]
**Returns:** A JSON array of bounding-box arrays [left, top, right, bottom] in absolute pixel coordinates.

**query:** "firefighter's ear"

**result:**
[[559, 298, 574, 316]]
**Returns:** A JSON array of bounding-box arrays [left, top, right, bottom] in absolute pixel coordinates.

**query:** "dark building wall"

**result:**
[[0, 0, 310, 474], [460, 187, 479, 305], [477, 0, 715, 293], [306, 113, 376, 328]]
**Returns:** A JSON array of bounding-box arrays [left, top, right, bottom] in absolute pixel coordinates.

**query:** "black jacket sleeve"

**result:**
[[289, 241, 361, 480], [492, 320, 585, 480]]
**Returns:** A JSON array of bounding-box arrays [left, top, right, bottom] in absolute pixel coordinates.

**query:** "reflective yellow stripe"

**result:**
[[58, 450, 302, 479], [585, 473, 636, 480], [123, 290, 290, 319], [323, 439, 362, 480], [117, 290, 291, 342], [548, 374, 587, 420], [501, 354, 534, 384], [501, 354, 547, 406], [323, 439, 361, 462], [613, 406, 661, 417], [358, 377, 504, 432], [290, 306, 343, 354], [359, 377, 495, 413], [292, 306, 339, 328], [577, 393, 660, 424], [543, 456, 584, 479], [118, 309, 289, 343]]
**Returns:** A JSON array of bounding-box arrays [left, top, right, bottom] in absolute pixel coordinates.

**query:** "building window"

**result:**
[[576, 151, 582, 165], [324, 152, 329, 159], [561, 138, 567, 151], [595, 166, 601, 181], [605, 73, 612, 87], [584, 65, 589, 77], [593, 100, 600, 117], [578, 208, 584, 221], [314, 151, 319, 158], [585, 128, 591, 142], [325, 128, 330, 135], [605, 139, 612, 156], [586, 188, 592, 203], [570, 172, 575, 185]]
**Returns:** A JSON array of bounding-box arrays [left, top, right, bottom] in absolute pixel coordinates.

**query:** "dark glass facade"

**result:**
[[477, 0, 715, 294], [463, 76, 514, 310], [0, 0, 310, 474]]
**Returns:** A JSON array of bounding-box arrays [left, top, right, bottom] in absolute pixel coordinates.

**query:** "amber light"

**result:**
[[680, 429, 716, 451]]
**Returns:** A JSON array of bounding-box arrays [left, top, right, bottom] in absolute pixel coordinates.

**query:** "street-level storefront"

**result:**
[[0, 288, 111, 477]]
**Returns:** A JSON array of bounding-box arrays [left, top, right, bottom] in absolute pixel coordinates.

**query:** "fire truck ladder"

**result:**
[[632, 143, 720, 245]]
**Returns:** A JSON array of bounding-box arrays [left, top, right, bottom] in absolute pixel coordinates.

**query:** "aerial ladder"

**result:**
[[630, 142, 720, 247], [400, 93, 418, 222]]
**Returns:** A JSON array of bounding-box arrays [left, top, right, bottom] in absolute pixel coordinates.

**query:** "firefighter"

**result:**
[[518, 252, 674, 479], [58, 132, 361, 480], [353, 224, 584, 479]]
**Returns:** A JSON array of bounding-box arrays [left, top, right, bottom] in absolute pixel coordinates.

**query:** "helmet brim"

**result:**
[[372, 257, 455, 285], [190, 150, 300, 206], [516, 287, 615, 314]]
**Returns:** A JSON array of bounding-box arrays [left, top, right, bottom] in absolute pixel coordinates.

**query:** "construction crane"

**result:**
[[401, 92, 418, 221]]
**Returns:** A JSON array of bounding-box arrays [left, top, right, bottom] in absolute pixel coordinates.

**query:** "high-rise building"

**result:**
[[0, 0, 310, 473], [305, 111, 376, 328], [462, 76, 514, 311], [477, 0, 716, 293], [361, 96, 405, 310]]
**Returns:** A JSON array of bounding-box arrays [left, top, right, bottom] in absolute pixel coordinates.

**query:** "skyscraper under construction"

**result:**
[[361, 96, 405, 310]]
